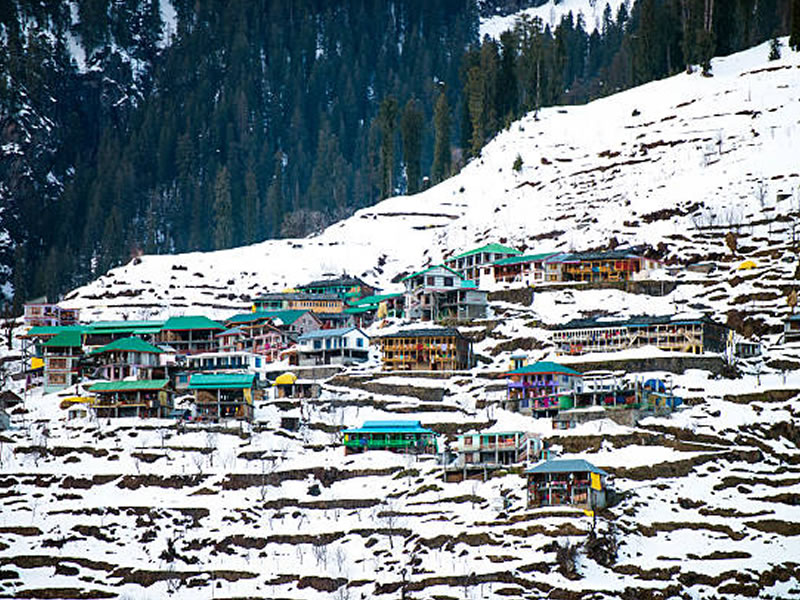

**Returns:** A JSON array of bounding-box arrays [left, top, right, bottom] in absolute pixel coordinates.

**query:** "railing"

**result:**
[[343, 437, 431, 449]]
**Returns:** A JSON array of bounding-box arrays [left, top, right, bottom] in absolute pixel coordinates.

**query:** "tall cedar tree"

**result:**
[[400, 98, 424, 195], [432, 90, 451, 183], [213, 165, 233, 250], [378, 97, 398, 200]]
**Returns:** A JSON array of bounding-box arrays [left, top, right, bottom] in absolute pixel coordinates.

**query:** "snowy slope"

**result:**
[[480, 0, 629, 38]]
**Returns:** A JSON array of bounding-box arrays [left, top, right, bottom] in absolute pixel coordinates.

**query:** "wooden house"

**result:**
[[226, 309, 322, 338], [271, 372, 320, 399], [41, 330, 84, 393], [188, 373, 256, 421], [83, 321, 164, 348], [296, 275, 378, 302], [347, 293, 405, 322], [446, 431, 542, 482], [252, 292, 346, 314], [551, 315, 729, 356], [342, 420, 437, 455], [376, 327, 473, 371], [444, 243, 520, 284], [491, 253, 560, 286], [401, 265, 487, 322], [526, 459, 608, 510], [89, 379, 173, 418], [89, 336, 164, 381], [186, 351, 269, 382], [296, 327, 369, 366], [504, 362, 583, 418], [156, 316, 225, 355], [553, 249, 659, 283]]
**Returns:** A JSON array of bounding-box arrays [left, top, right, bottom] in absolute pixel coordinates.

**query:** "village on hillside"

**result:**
[[4, 241, 775, 512]]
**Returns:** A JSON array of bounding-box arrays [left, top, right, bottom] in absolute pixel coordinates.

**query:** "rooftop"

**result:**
[[492, 252, 560, 267], [506, 361, 582, 377], [450, 243, 521, 260], [297, 275, 375, 290], [400, 264, 463, 283], [342, 420, 435, 435], [298, 327, 367, 340], [553, 314, 722, 331], [91, 337, 163, 354], [42, 331, 83, 348], [525, 459, 607, 476], [188, 373, 257, 389], [227, 309, 313, 326], [162, 316, 225, 331], [90, 379, 171, 393], [377, 327, 464, 340]]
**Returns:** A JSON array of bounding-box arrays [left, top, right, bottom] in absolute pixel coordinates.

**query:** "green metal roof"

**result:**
[[226, 309, 309, 326], [344, 306, 373, 314], [506, 362, 582, 377], [87, 326, 163, 335], [351, 293, 403, 307], [400, 264, 462, 282], [90, 379, 170, 393], [88, 320, 164, 332], [450, 243, 521, 260], [342, 420, 435, 435], [25, 325, 85, 338], [492, 252, 558, 266], [162, 316, 224, 331], [91, 336, 163, 354], [42, 331, 83, 348], [188, 373, 256, 389]]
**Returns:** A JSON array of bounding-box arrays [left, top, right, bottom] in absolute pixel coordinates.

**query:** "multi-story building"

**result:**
[[156, 316, 225, 355], [504, 361, 583, 417], [296, 275, 378, 302], [554, 249, 659, 283], [90, 336, 164, 381], [23, 303, 80, 328], [252, 292, 346, 314], [551, 315, 730, 356], [188, 373, 257, 421], [444, 243, 520, 283], [342, 420, 437, 455], [526, 459, 608, 510], [296, 327, 370, 366], [375, 327, 473, 371], [446, 430, 543, 482], [41, 330, 84, 393], [401, 265, 487, 322], [89, 379, 173, 418], [226, 309, 322, 337], [491, 253, 560, 286]]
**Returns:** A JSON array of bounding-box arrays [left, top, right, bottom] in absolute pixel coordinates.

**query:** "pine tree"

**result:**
[[791, 0, 800, 51], [400, 98, 424, 195], [466, 66, 486, 156], [213, 165, 233, 250], [432, 90, 451, 184], [243, 163, 259, 244], [378, 96, 398, 199]]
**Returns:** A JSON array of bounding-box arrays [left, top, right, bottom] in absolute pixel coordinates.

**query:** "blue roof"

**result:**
[[298, 327, 367, 341], [525, 459, 607, 476], [506, 362, 582, 377], [342, 420, 435, 435]]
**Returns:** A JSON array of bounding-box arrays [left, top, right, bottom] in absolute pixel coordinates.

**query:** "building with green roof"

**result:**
[[444, 243, 521, 282], [341, 420, 437, 455], [401, 265, 486, 323], [156, 316, 225, 355], [188, 373, 256, 421], [84, 321, 165, 346], [90, 337, 164, 382], [89, 378, 173, 419], [492, 252, 561, 286], [42, 331, 85, 394], [505, 361, 583, 418]]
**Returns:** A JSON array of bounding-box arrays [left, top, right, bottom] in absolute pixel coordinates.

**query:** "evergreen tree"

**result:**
[[432, 90, 451, 184], [466, 65, 486, 156], [400, 98, 424, 195], [243, 162, 259, 244], [378, 96, 398, 200], [213, 165, 233, 250], [791, 0, 800, 50]]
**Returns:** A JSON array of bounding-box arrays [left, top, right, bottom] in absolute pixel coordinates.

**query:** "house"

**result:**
[[84, 321, 164, 348], [316, 311, 356, 330], [23, 303, 80, 328], [444, 243, 521, 284], [296, 327, 369, 366], [551, 314, 730, 355], [504, 362, 583, 417], [296, 274, 378, 302], [216, 321, 287, 361], [271, 372, 320, 399], [785, 314, 800, 343], [252, 292, 346, 314], [156, 316, 225, 355], [445, 430, 543, 482], [491, 253, 560, 286], [186, 351, 269, 382], [89, 379, 173, 418], [347, 293, 405, 322], [401, 265, 487, 322], [526, 459, 608, 510], [342, 420, 437, 455], [41, 330, 84, 393], [188, 372, 257, 421], [89, 336, 164, 381], [553, 249, 659, 283], [375, 327, 473, 371], [226, 309, 322, 337]]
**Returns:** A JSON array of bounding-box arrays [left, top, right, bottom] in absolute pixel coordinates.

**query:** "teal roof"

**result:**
[[188, 373, 256, 389], [90, 379, 170, 393], [451, 243, 521, 260], [344, 306, 373, 314], [162, 316, 224, 331], [351, 293, 403, 307], [42, 331, 83, 348], [342, 420, 435, 435], [226, 309, 309, 326], [507, 362, 582, 377], [492, 252, 558, 267], [401, 264, 462, 282], [525, 459, 607, 476], [88, 320, 164, 332], [25, 325, 85, 338], [91, 336, 163, 354]]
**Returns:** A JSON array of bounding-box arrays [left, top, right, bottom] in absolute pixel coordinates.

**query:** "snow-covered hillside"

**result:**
[[480, 0, 629, 39], [3, 40, 800, 600]]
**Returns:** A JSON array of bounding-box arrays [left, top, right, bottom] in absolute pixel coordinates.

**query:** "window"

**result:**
[[357, 338, 364, 347], [426, 276, 435, 286], [444, 277, 453, 287], [313, 340, 322, 350]]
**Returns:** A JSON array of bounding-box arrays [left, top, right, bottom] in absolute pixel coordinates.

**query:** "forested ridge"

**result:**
[[0, 0, 798, 309]]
